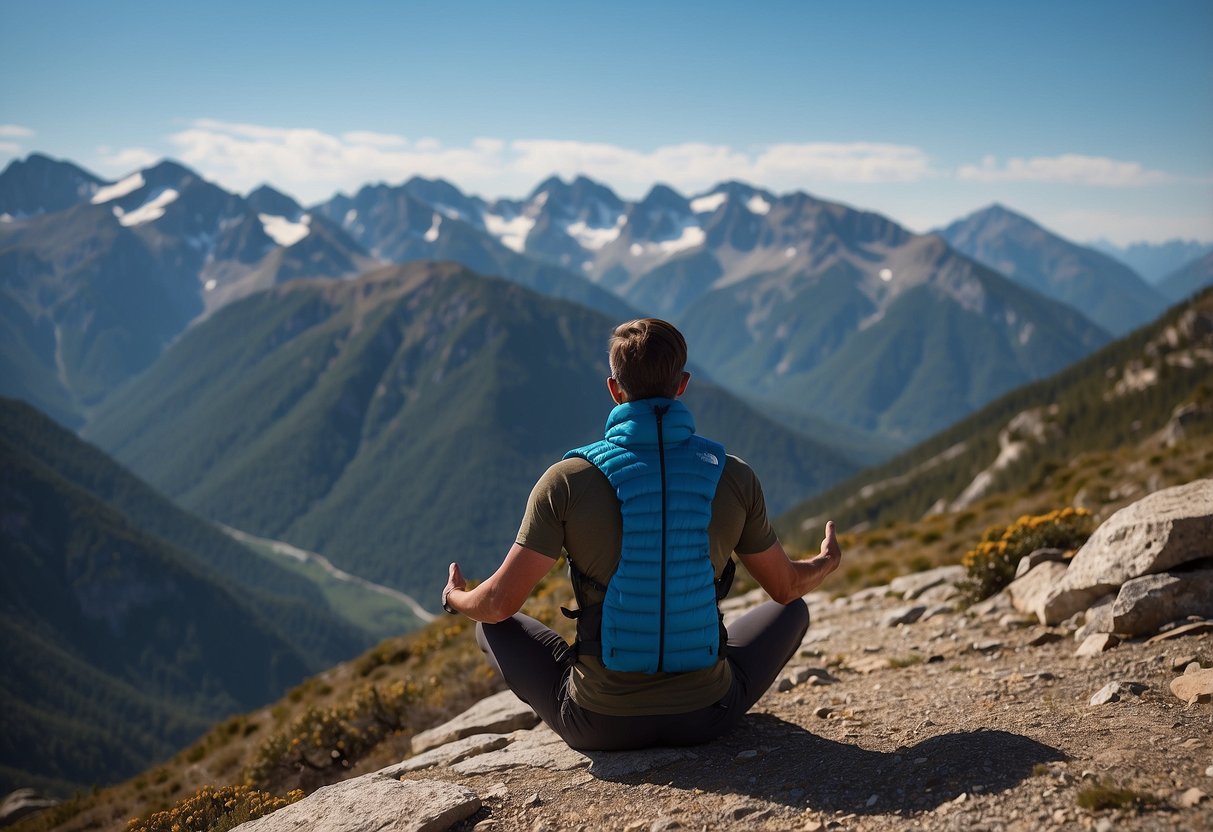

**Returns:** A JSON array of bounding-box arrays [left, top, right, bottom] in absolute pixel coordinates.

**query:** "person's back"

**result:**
[[441, 318, 842, 750]]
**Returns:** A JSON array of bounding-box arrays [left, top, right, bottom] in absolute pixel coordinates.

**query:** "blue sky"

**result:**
[[2, 0, 1210, 244]]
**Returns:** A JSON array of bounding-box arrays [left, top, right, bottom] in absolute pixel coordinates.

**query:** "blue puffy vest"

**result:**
[[564, 398, 727, 673]]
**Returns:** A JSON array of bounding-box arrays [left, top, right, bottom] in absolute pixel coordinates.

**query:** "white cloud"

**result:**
[[101, 119, 940, 203], [957, 153, 1174, 186], [0, 142, 21, 155], [0, 125, 35, 138], [97, 146, 160, 173]]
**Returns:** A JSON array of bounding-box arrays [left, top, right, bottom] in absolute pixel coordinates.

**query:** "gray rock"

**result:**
[[969, 590, 1013, 617], [777, 666, 836, 691], [1088, 681, 1147, 706], [921, 604, 954, 621], [1170, 668, 1213, 703], [235, 777, 479, 832], [1146, 619, 1213, 644], [890, 566, 966, 600], [1111, 570, 1213, 637], [1027, 630, 1065, 646], [1039, 480, 1213, 624], [411, 690, 539, 754], [1007, 561, 1069, 621], [883, 605, 927, 626], [918, 583, 961, 604], [584, 746, 692, 778], [1073, 594, 1116, 641], [799, 626, 834, 647], [451, 726, 587, 775], [1075, 633, 1120, 656], [378, 734, 510, 775], [1014, 548, 1068, 580]]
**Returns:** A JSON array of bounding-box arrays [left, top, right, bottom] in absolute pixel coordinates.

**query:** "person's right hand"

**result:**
[[818, 520, 842, 575]]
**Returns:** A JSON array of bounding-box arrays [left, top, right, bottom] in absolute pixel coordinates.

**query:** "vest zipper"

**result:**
[[654, 404, 669, 673]]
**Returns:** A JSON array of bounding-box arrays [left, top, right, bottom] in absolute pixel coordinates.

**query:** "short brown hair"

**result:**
[[608, 318, 688, 399]]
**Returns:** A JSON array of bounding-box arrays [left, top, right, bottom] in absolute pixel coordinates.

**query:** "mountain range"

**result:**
[[1090, 238, 1213, 284], [938, 204, 1169, 336], [10, 153, 1197, 445], [80, 261, 858, 598]]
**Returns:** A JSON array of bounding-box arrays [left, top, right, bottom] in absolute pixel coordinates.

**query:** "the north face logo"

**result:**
[[697, 451, 719, 465]]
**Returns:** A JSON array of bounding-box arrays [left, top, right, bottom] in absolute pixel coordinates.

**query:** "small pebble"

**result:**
[[735, 749, 759, 761]]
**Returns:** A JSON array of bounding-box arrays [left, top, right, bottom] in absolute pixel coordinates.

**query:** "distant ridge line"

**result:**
[[221, 524, 437, 623]]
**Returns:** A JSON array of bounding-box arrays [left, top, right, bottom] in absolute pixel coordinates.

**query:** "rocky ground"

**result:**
[[240, 571, 1213, 832]]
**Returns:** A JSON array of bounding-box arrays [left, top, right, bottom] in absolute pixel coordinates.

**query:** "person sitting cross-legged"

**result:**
[[441, 317, 842, 751]]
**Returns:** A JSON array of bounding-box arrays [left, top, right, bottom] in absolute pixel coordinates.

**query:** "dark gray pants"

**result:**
[[475, 599, 809, 751]]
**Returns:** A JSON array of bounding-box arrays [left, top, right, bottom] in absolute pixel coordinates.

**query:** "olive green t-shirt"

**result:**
[[515, 454, 778, 716]]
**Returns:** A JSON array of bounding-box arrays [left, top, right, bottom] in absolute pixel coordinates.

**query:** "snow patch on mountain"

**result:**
[[259, 213, 311, 247], [629, 223, 706, 257], [92, 172, 145, 204], [483, 211, 535, 253], [691, 192, 728, 214], [566, 215, 625, 250], [114, 188, 178, 227], [424, 213, 442, 242], [746, 194, 771, 215]]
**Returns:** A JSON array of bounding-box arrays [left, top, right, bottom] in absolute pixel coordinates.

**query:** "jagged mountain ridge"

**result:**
[[938, 204, 1169, 335], [82, 262, 859, 599], [0, 157, 375, 426], [318, 175, 1117, 442]]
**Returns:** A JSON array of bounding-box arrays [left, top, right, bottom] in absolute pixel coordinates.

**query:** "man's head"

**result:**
[[607, 318, 690, 402]]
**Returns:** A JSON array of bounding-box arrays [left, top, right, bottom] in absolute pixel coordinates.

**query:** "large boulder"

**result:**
[[235, 777, 480, 832], [1008, 560, 1068, 619], [1110, 570, 1213, 636], [1038, 480, 1213, 624], [410, 690, 538, 754]]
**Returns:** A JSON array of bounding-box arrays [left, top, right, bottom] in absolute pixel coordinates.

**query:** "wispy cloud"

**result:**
[[957, 153, 1174, 186], [0, 142, 22, 155], [0, 125, 35, 138], [96, 119, 939, 203], [97, 146, 160, 171]]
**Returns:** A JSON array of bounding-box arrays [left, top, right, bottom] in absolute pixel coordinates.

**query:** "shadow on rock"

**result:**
[[585, 713, 1064, 816]]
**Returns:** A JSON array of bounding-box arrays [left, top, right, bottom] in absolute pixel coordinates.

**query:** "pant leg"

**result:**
[[557, 599, 809, 750], [475, 614, 572, 731], [723, 598, 810, 712]]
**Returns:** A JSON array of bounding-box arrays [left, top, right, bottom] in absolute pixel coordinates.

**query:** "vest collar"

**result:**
[[604, 398, 695, 448]]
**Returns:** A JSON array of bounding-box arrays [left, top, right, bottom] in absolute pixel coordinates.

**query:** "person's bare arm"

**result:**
[[737, 521, 842, 605], [442, 544, 556, 623]]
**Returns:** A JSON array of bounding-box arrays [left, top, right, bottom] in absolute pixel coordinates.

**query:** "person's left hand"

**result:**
[[442, 562, 466, 610]]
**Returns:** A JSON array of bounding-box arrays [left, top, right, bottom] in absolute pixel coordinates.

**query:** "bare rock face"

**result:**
[[889, 566, 966, 600], [1008, 561, 1069, 619], [1039, 480, 1213, 624], [235, 777, 480, 832], [411, 690, 538, 754], [1111, 570, 1213, 637]]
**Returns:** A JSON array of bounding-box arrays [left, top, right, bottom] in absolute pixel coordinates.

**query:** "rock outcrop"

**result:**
[[237, 778, 480, 832], [1038, 479, 1213, 624]]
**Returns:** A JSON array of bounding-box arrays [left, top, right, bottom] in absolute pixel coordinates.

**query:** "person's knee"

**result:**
[[786, 597, 810, 640]]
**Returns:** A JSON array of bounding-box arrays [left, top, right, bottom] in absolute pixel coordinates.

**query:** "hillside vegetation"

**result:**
[[0, 399, 425, 796]]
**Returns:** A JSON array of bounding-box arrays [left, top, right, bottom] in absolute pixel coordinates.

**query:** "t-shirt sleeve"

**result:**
[[514, 463, 570, 559], [731, 458, 779, 555]]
